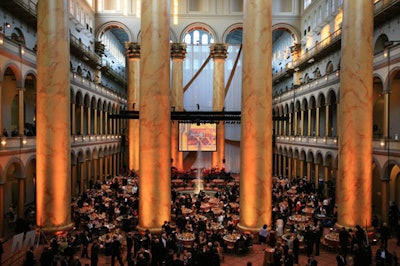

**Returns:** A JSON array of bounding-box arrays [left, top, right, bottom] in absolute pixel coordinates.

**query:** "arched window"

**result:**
[[184, 28, 214, 45]]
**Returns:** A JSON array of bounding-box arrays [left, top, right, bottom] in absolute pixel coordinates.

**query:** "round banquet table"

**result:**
[[324, 232, 340, 248], [223, 232, 241, 251], [288, 214, 309, 224], [263, 247, 275, 266], [177, 232, 196, 248]]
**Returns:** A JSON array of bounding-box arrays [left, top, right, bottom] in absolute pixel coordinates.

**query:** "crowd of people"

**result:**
[[260, 175, 400, 266], [19, 172, 252, 266], [6, 171, 400, 266]]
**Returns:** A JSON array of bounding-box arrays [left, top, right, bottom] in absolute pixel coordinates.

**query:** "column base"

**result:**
[[37, 222, 74, 233], [236, 223, 259, 234], [137, 225, 162, 235]]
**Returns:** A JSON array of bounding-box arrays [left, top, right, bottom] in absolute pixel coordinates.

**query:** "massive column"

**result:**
[[138, 0, 171, 233], [171, 43, 186, 171], [238, 0, 273, 232], [36, 0, 72, 231], [126, 43, 140, 171], [336, 0, 373, 228], [211, 43, 228, 170]]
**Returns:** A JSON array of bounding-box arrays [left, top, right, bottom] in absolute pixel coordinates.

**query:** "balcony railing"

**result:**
[[275, 135, 400, 156], [0, 134, 121, 152]]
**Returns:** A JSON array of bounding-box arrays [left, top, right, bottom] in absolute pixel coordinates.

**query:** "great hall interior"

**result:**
[[0, 0, 400, 265]]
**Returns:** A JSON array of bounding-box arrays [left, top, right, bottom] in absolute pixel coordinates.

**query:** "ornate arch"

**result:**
[[179, 22, 219, 43], [95, 21, 134, 43]]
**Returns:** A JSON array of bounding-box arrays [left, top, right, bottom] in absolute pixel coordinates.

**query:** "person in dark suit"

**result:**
[[292, 234, 300, 264], [126, 232, 134, 265], [24, 246, 36, 266], [81, 231, 90, 259], [313, 223, 323, 256], [90, 239, 100, 266], [111, 236, 124, 266]]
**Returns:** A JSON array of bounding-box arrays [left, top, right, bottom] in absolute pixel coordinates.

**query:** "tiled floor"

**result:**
[[1, 233, 399, 265]]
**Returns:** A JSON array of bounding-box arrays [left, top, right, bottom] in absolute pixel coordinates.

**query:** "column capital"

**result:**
[[170, 43, 187, 60], [210, 43, 228, 60], [126, 42, 140, 59]]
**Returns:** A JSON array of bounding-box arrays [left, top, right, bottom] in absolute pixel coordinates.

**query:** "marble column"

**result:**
[[36, 0, 72, 231], [87, 106, 91, 135], [104, 156, 109, 178], [383, 92, 389, 138], [299, 160, 304, 178], [325, 104, 330, 137], [288, 156, 292, 179], [278, 154, 282, 177], [87, 160, 92, 187], [293, 157, 297, 179], [113, 154, 117, 176], [283, 116, 287, 135], [94, 109, 97, 135], [337, 0, 373, 228], [288, 113, 292, 136], [282, 156, 287, 178], [300, 109, 304, 136], [306, 161, 311, 181], [18, 178, 25, 218], [104, 112, 108, 135], [93, 159, 98, 183], [80, 162, 85, 192], [126, 42, 140, 171], [211, 43, 228, 169], [308, 108, 312, 136], [171, 43, 186, 170], [315, 106, 320, 137], [99, 110, 103, 135], [381, 180, 390, 223], [80, 104, 84, 135], [324, 165, 329, 198], [71, 103, 76, 135], [138, 0, 171, 233], [18, 87, 25, 136], [239, 0, 273, 233], [294, 109, 298, 135], [99, 157, 104, 182]]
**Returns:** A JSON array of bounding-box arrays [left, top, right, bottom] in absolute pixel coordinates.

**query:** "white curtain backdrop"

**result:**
[[181, 44, 242, 173]]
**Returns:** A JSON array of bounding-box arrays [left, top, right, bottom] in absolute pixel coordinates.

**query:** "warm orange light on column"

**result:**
[[138, 0, 171, 233], [336, 0, 373, 229], [238, 0, 272, 233], [126, 43, 140, 171], [171, 43, 186, 170], [36, 0, 73, 231]]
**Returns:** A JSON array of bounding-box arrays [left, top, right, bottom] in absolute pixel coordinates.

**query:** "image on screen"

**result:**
[[178, 123, 217, 151]]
